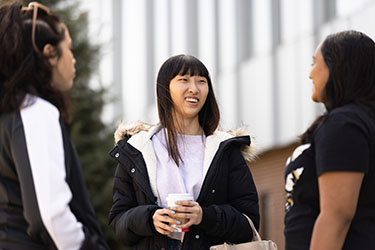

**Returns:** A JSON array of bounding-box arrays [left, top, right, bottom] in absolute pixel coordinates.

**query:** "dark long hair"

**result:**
[[301, 30, 375, 143], [156, 54, 220, 164], [0, 1, 69, 121]]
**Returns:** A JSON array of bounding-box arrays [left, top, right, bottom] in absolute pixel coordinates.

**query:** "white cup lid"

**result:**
[[166, 193, 193, 201]]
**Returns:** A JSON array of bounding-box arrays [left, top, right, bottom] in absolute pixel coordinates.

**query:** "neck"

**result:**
[[174, 115, 203, 135]]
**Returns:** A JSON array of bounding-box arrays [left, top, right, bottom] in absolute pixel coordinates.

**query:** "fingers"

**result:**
[[152, 208, 180, 235], [171, 201, 203, 228], [174, 200, 195, 207]]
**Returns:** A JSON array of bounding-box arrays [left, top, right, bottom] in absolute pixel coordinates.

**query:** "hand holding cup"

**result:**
[[166, 193, 202, 232], [152, 208, 179, 235], [172, 199, 203, 229]]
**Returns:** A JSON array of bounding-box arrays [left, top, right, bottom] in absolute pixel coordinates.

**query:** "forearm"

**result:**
[[198, 204, 253, 243], [312, 171, 364, 250], [310, 211, 352, 250], [112, 205, 159, 238]]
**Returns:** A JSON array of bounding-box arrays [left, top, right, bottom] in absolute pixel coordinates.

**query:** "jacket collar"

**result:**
[[203, 130, 232, 177], [126, 124, 161, 202], [114, 121, 257, 161]]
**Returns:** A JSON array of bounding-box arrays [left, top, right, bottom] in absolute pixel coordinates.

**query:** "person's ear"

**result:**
[[43, 44, 58, 66]]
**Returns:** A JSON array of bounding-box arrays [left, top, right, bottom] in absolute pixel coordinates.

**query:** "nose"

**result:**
[[73, 57, 76, 65], [188, 80, 199, 94]]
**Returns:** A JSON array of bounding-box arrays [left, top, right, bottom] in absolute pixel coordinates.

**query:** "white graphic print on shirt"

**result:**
[[285, 144, 311, 212]]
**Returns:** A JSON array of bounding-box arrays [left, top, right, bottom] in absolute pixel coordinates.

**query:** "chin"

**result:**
[[65, 80, 74, 90], [311, 95, 322, 103], [60, 84, 73, 91], [182, 113, 199, 120]]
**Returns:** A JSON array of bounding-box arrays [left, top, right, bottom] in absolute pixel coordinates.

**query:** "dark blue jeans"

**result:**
[[167, 238, 181, 250]]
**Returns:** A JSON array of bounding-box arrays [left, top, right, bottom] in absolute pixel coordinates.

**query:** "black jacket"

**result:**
[[109, 123, 259, 250], [0, 96, 109, 250]]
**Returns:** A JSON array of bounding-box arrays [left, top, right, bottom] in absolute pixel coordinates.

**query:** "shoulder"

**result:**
[[19, 95, 63, 139], [0, 109, 20, 128], [328, 104, 373, 123], [0, 95, 61, 143], [114, 121, 158, 143], [20, 95, 60, 122], [318, 104, 375, 137], [313, 104, 375, 150], [313, 104, 374, 174], [0, 109, 23, 144], [113, 121, 163, 153], [209, 127, 258, 163], [17, 95, 62, 142]]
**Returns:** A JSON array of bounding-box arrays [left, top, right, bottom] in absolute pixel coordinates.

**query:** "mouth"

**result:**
[[185, 97, 199, 103]]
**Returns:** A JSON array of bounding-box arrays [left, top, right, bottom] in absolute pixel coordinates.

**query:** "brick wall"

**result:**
[[247, 142, 298, 250]]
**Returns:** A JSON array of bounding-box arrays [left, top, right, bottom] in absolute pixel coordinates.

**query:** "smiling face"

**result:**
[[309, 43, 330, 103], [169, 73, 209, 122]]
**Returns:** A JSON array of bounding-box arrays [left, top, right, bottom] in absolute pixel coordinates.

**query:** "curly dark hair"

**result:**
[[0, 0, 70, 121]]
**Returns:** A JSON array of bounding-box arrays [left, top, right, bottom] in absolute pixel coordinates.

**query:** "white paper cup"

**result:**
[[166, 193, 193, 232]]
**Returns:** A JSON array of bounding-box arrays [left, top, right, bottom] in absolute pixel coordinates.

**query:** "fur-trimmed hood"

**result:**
[[114, 121, 257, 163], [113, 121, 257, 206]]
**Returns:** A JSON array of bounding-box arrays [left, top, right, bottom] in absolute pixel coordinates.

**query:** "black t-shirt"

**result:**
[[284, 104, 375, 250]]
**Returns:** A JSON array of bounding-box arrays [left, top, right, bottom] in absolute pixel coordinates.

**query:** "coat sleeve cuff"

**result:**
[[198, 205, 217, 231], [149, 206, 160, 234]]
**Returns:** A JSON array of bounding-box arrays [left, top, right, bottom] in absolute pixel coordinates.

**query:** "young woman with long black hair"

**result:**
[[109, 54, 259, 250]]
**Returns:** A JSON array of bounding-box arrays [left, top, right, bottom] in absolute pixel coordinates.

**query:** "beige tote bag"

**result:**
[[210, 214, 278, 250]]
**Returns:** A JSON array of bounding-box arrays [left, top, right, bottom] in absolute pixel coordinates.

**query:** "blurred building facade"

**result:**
[[83, 0, 375, 249]]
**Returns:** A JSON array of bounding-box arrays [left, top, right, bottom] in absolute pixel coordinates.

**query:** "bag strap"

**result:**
[[242, 214, 262, 241]]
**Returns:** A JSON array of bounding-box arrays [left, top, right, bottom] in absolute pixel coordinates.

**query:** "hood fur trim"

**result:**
[[114, 121, 154, 143], [114, 121, 257, 162], [227, 127, 258, 162]]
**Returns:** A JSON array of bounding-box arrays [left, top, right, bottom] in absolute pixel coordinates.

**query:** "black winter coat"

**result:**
[[0, 96, 109, 250], [109, 124, 259, 250]]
